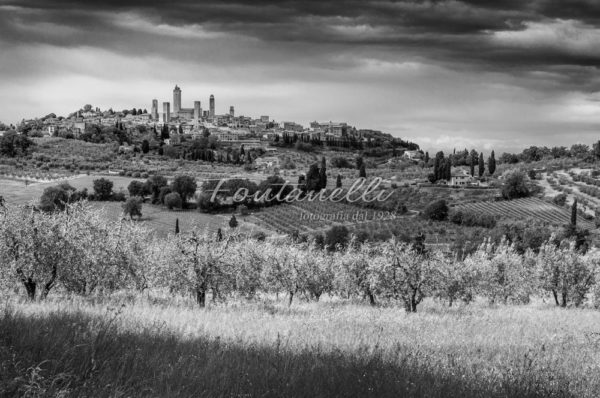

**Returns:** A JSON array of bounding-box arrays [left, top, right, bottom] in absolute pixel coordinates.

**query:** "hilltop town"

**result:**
[[5, 84, 417, 157]]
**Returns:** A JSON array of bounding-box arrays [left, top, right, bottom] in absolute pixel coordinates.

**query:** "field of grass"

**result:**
[[0, 176, 268, 236], [1, 294, 598, 397], [96, 201, 265, 236], [0, 175, 135, 205]]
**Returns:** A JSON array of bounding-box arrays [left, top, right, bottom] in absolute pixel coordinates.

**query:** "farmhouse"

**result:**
[[403, 150, 423, 161], [450, 173, 475, 186], [255, 156, 280, 169]]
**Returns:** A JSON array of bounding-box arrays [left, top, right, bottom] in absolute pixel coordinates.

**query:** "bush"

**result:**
[[128, 180, 150, 198], [164, 192, 183, 210], [238, 204, 249, 215], [197, 193, 222, 213], [325, 225, 349, 251], [502, 170, 530, 200], [171, 175, 197, 207], [553, 193, 567, 207], [111, 191, 127, 202], [93, 178, 114, 201], [423, 200, 448, 221], [158, 186, 172, 205], [122, 197, 143, 220]]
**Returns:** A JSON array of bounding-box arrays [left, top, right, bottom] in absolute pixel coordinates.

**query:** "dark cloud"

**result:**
[[0, 0, 599, 151], [1, 0, 599, 80]]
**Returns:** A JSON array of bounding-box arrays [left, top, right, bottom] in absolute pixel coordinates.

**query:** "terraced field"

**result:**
[[454, 197, 595, 229]]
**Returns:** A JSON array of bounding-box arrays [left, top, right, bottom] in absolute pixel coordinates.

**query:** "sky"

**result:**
[[0, 0, 599, 153]]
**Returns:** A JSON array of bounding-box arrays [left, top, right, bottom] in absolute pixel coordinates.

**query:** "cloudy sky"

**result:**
[[0, 0, 599, 153]]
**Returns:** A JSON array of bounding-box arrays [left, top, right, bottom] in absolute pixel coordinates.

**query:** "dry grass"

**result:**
[[1, 294, 598, 397]]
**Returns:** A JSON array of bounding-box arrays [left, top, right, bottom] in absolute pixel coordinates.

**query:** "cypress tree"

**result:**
[[336, 174, 342, 188], [175, 218, 180, 234], [359, 164, 366, 178], [424, 152, 430, 167], [571, 199, 577, 226], [229, 214, 238, 229], [478, 153, 485, 177], [469, 155, 475, 176], [488, 150, 496, 175], [319, 156, 327, 189], [356, 156, 364, 170]]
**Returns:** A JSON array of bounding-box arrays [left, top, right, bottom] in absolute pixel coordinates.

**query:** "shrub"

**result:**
[[553, 193, 567, 207], [93, 178, 114, 201], [325, 225, 349, 251], [111, 191, 127, 202], [171, 175, 197, 208], [502, 170, 530, 199], [122, 197, 143, 220], [197, 193, 222, 212], [164, 192, 182, 210], [229, 214, 238, 228], [128, 180, 150, 198], [158, 186, 172, 205], [238, 204, 249, 216], [423, 199, 448, 221]]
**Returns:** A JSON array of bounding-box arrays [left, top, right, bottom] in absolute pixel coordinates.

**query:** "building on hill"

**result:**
[[173, 85, 181, 114], [210, 95, 215, 118], [255, 156, 280, 169], [162, 102, 170, 122], [450, 172, 475, 187], [403, 150, 423, 161]]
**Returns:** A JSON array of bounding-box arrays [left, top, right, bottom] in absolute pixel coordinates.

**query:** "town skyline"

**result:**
[[1, 1, 599, 154]]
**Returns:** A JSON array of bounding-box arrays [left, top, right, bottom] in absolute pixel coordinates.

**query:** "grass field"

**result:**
[[0, 175, 135, 205], [0, 176, 268, 236], [1, 294, 598, 397]]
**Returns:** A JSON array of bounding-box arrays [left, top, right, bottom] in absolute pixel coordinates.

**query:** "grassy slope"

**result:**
[[0, 176, 268, 236], [1, 295, 597, 397]]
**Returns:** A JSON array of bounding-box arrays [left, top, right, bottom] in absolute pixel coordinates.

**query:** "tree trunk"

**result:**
[[17, 270, 36, 301], [561, 291, 568, 308], [23, 279, 36, 301], [288, 291, 294, 307], [39, 266, 57, 300], [367, 289, 376, 306], [552, 290, 559, 306], [196, 286, 206, 308]]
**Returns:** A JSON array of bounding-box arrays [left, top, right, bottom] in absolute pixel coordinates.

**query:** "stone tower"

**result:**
[[151, 99, 158, 120], [173, 85, 181, 115], [229, 106, 234, 117], [209, 94, 215, 118], [162, 102, 170, 123], [194, 101, 202, 124]]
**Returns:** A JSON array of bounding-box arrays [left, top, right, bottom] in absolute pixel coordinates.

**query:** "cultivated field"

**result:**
[[1, 295, 599, 397], [454, 197, 596, 229]]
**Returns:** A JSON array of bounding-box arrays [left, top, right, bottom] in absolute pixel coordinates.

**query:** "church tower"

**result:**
[[162, 102, 170, 123], [209, 94, 215, 118], [173, 85, 182, 115]]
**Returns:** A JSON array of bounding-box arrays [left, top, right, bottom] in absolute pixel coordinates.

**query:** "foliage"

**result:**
[[324, 225, 349, 251], [0, 131, 35, 157], [501, 170, 530, 200], [93, 178, 114, 201], [122, 196, 143, 220], [164, 192, 183, 210], [423, 199, 448, 221], [128, 180, 151, 198]]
